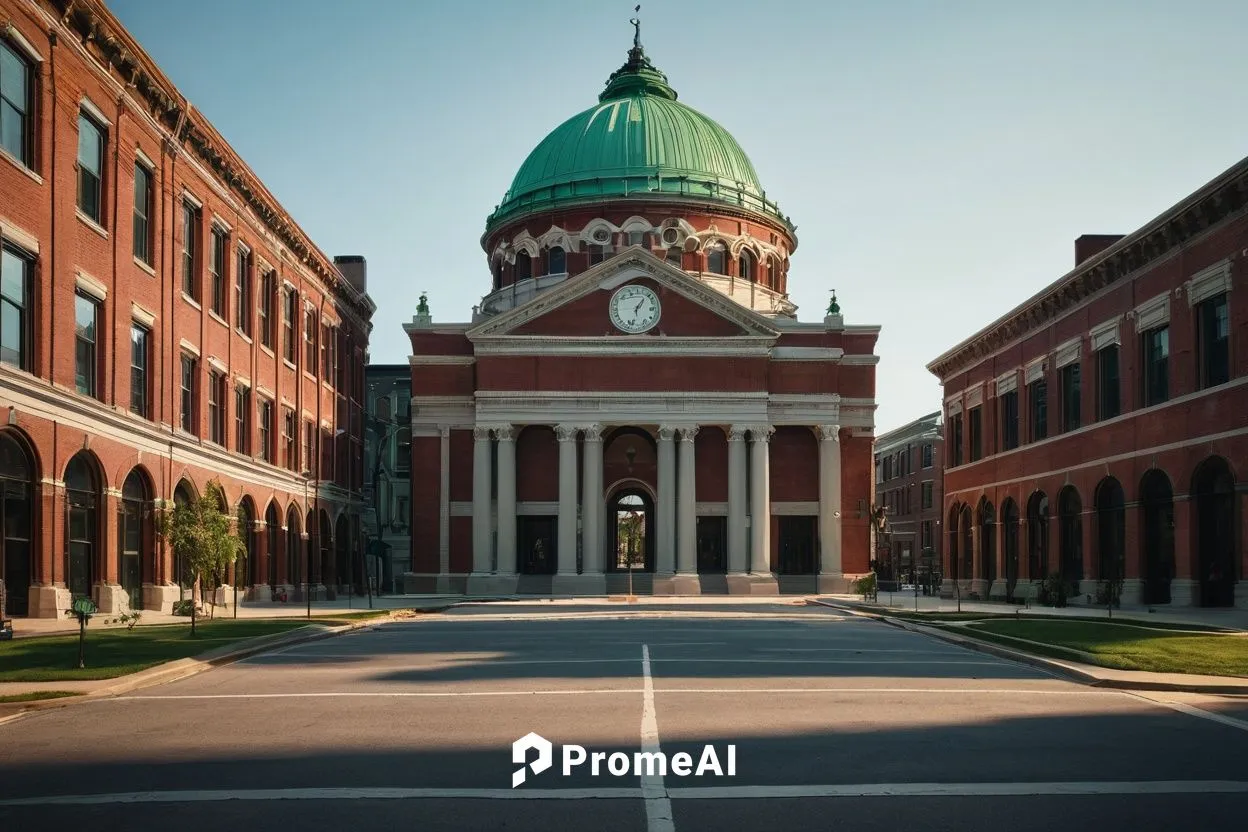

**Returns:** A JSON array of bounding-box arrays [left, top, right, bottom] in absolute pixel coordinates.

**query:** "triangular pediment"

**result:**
[[466, 247, 782, 341]]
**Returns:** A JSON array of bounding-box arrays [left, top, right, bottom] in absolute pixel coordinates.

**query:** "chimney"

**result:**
[[1074, 235, 1124, 267], [334, 255, 367, 293]]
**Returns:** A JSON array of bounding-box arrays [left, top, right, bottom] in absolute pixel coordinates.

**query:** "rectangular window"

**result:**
[[302, 421, 315, 478], [921, 443, 933, 469], [335, 329, 347, 390], [322, 323, 334, 381], [1028, 380, 1048, 442], [1060, 363, 1081, 432], [209, 227, 226, 317], [950, 412, 963, 467], [235, 248, 251, 334], [1142, 326, 1169, 406], [258, 399, 273, 463], [77, 113, 104, 224], [1, 39, 34, 167], [74, 292, 98, 397], [0, 246, 31, 370], [180, 354, 197, 434], [304, 307, 317, 371], [921, 520, 933, 551], [129, 323, 149, 418], [181, 201, 200, 299], [259, 270, 274, 348], [207, 370, 226, 445], [282, 287, 296, 363], [235, 385, 251, 454], [1197, 293, 1230, 389], [921, 481, 933, 510], [1000, 390, 1019, 451], [282, 407, 297, 471], [969, 407, 982, 462], [132, 164, 153, 264], [1097, 345, 1120, 420]]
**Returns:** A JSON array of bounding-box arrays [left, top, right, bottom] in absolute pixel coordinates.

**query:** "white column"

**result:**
[[556, 424, 579, 575], [496, 426, 517, 575], [581, 424, 604, 575], [749, 425, 774, 574], [818, 424, 842, 577], [727, 425, 748, 573], [676, 426, 698, 574], [471, 426, 493, 575], [656, 425, 677, 575]]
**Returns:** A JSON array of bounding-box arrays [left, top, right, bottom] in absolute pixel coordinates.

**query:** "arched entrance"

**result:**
[[0, 431, 35, 616], [317, 510, 333, 596], [265, 503, 280, 590], [1095, 477, 1125, 605], [1139, 470, 1174, 605], [119, 468, 153, 610], [1192, 457, 1236, 607], [173, 480, 197, 593], [946, 504, 960, 581], [335, 513, 350, 595], [977, 498, 996, 586], [286, 506, 303, 586], [1058, 486, 1082, 589], [65, 452, 102, 600], [1002, 498, 1020, 601], [237, 498, 257, 590], [959, 505, 973, 581], [609, 488, 654, 572], [1026, 491, 1049, 580]]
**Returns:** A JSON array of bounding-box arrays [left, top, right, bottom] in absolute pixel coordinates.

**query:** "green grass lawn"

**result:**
[[0, 617, 368, 683], [962, 619, 1248, 677], [0, 690, 84, 704]]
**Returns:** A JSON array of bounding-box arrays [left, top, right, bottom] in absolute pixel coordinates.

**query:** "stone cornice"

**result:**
[[49, 0, 374, 326], [927, 156, 1248, 380]]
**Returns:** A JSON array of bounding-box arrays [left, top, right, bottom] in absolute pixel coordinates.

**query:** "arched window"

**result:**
[[1139, 471, 1173, 605], [0, 431, 35, 616], [265, 503, 280, 589], [119, 469, 151, 610], [1058, 486, 1082, 586], [547, 246, 566, 275], [1027, 491, 1049, 580], [977, 499, 995, 584], [738, 250, 756, 282], [1001, 499, 1020, 600], [286, 506, 302, 586], [65, 453, 100, 599], [768, 258, 779, 287], [1094, 478, 1125, 595], [514, 252, 532, 282], [706, 243, 726, 275], [237, 499, 256, 588]]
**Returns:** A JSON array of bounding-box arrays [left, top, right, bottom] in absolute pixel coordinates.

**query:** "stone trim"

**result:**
[[1186, 259, 1232, 307], [994, 370, 1019, 397], [0, 216, 40, 253], [1054, 337, 1081, 369], [1089, 317, 1121, 351], [74, 270, 107, 301], [1132, 291, 1170, 331], [131, 302, 157, 327]]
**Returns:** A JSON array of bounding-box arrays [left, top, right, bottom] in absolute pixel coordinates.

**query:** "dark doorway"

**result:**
[[1058, 486, 1083, 588], [1095, 477, 1126, 605], [978, 499, 996, 585], [519, 516, 557, 575], [960, 505, 973, 579], [778, 516, 817, 575], [696, 516, 727, 574], [609, 490, 654, 572], [1140, 470, 1174, 605], [65, 452, 100, 600], [1002, 499, 1020, 601], [119, 469, 150, 610], [0, 432, 34, 617], [1026, 492, 1049, 581], [1193, 457, 1236, 607]]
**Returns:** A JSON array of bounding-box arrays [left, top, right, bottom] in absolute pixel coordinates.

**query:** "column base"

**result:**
[[726, 573, 779, 595], [1119, 578, 1144, 606], [551, 573, 607, 596], [668, 573, 703, 595], [969, 579, 989, 600], [986, 579, 1007, 601], [1168, 579, 1197, 607], [466, 573, 520, 596], [293, 584, 327, 602], [815, 573, 855, 595], [143, 583, 182, 613], [939, 578, 955, 600], [28, 584, 71, 618], [94, 583, 131, 614]]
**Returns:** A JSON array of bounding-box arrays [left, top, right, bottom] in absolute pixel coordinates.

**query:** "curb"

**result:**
[[0, 613, 399, 723], [807, 598, 1248, 695]]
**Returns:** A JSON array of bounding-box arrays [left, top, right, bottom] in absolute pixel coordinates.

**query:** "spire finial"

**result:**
[[826, 289, 840, 316], [630, 5, 642, 51]]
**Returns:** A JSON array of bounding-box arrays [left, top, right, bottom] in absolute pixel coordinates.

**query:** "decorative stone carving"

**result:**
[[677, 426, 699, 442], [657, 425, 677, 442], [555, 424, 580, 442], [493, 425, 514, 442], [728, 425, 748, 442], [582, 424, 603, 442], [816, 424, 840, 442], [472, 426, 492, 441], [749, 425, 775, 442]]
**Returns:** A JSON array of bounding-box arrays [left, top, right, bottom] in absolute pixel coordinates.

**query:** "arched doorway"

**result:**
[[0, 431, 36, 616], [1095, 477, 1125, 605], [1192, 457, 1236, 607], [977, 498, 996, 586], [609, 488, 654, 572], [1139, 470, 1174, 605], [946, 504, 960, 581], [265, 503, 280, 590], [237, 498, 257, 591], [1026, 491, 1049, 580], [1058, 486, 1082, 589], [335, 512, 350, 595], [1002, 498, 1020, 601], [119, 469, 153, 610], [959, 504, 973, 582], [286, 506, 303, 587], [173, 480, 197, 593], [64, 452, 102, 600], [317, 510, 333, 595]]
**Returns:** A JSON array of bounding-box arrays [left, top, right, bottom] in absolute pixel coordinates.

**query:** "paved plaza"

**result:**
[[2, 601, 1247, 831]]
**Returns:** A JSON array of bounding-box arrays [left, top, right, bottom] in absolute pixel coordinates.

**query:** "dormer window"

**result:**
[[515, 251, 532, 281], [547, 246, 566, 275], [706, 243, 726, 275]]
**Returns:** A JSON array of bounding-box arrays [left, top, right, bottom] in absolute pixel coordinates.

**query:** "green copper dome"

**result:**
[[485, 36, 791, 235]]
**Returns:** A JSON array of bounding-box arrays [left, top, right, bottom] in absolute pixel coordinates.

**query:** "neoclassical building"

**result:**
[[403, 31, 879, 595]]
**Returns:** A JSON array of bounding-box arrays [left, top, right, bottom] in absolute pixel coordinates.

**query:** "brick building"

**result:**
[[928, 158, 1247, 608], [873, 411, 943, 589], [0, 0, 374, 618], [403, 31, 879, 595]]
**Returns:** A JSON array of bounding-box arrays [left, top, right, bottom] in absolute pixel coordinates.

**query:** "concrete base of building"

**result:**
[[986, 580, 1007, 600], [1168, 579, 1197, 607], [969, 579, 989, 600], [725, 572, 780, 595], [551, 573, 608, 596], [245, 585, 273, 602], [293, 584, 327, 602], [94, 583, 130, 614], [816, 573, 856, 594], [142, 582, 181, 613], [28, 584, 71, 618], [465, 573, 519, 596], [1119, 578, 1144, 606], [668, 573, 703, 595]]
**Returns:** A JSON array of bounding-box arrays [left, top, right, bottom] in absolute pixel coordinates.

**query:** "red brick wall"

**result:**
[[693, 427, 728, 502], [604, 430, 657, 495], [478, 356, 770, 392], [769, 427, 819, 502], [841, 435, 873, 574], [516, 426, 559, 502], [410, 436, 441, 573], [448, 429, 473, 503]]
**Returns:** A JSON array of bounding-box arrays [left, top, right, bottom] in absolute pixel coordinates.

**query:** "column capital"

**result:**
[[749, 424, 775, 442], [555, 424, 580, 442], [658, 425, 678, 442], [581, 423, 604, 442], [472, 426, 492, 442], [817, 424, 841, 442], [493, 425, 515, 442], [728, 425, 748, 442], [677, 426, 699, 442]]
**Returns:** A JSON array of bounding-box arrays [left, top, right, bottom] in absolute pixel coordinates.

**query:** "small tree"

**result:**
[[163, 481, 245, 636]]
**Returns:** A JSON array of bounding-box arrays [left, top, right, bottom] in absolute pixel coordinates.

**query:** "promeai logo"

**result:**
[[510, 733, 736, 788]]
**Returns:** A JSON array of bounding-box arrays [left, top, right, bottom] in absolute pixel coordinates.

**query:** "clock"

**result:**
[[609, 284, 661, 334]]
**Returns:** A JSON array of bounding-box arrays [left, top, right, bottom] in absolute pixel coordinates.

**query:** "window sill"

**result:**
[[182, 292, 202, 311], [208, 310, 229, 328], [75, 209, 108, 239], [0, 146, 42, 184], [282, 359, 297, 372], [260, 344, 275, 359], [303, 371, 318, 383], [133, 256, 156, 277], [237, 330, 253, 344]]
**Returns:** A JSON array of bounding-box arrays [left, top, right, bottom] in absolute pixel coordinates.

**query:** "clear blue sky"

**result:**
[[109, 0, 1248, 433]]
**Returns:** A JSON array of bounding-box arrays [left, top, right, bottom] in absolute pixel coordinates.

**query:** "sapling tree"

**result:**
[[162, 481, 244, 636]]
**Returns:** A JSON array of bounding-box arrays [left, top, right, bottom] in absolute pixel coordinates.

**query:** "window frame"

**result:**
[[281, 286, 296, 363], [209, 226, 227, 317], [1000, 389, 1019, 451], [73, 291, 99, 397], [129, 321, 149, 418], [1096, 345, 1121, 421], [1028, 379, 1048, 442], [179, 354, 198, 434], [132, 162, 154, 264], [282, 407, 297, 471], [181, 200, 200, 300], [1196, 293, 1230, 390], [235, 384, 251, 454], [259, 270, 274, 348], [207, 369, 226, 445], [76, 111, 106, 225], [0, 37, 35, 168], [258, 399, 273, 463], [1141, 325, 1169, 407], [235, 247, 252, 335], [1060, 362, 1081, 432], [968, 406, 982, 462], [304, 305, 317, 372], [0, 244, 32, 371]]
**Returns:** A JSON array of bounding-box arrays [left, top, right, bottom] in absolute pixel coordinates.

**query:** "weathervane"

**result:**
[[630, 5, 642, 50], [826, 289, 840, 316], [417, 292, 430, 317]]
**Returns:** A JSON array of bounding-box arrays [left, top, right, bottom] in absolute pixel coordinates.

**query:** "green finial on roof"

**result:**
[[827, 290, 840, 316], [417, 292, 430, 317], [599, 4, 676, 101]]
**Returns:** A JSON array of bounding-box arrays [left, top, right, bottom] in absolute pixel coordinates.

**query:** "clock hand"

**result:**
[[634, 299, 644, 314]]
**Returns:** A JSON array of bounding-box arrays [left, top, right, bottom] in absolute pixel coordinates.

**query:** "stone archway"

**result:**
[[1026, 491, 1049, 581], [1139, 470, 1174, 605], [1094, 477, 1125, 605], [608, 485, 655, 573], [64, 451, 104, 600], [1192, 457, 1236, 607], [1058, 486, 1082, 589], [0, 430, 37, 617], [977, 498, 996, 587], [1001, 498, 1020, 602]]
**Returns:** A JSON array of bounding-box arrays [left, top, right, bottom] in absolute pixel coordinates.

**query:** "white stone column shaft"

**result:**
[[556, 424, 579, 575], [656, 425, 677, 575], [471, 426, 493, 575], [496, 426, 517, 575], [818, 424, 842, 576], [676, 426, 698, 574], [749, 425, 774, 574], [727, 426, 748, 573], [581, 425, 604, 574]]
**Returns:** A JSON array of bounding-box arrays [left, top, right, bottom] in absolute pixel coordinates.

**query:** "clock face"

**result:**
[[609, 285, 661, 334]]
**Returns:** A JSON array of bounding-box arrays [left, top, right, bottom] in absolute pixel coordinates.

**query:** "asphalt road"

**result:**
[[2, 601, 1247, 832]]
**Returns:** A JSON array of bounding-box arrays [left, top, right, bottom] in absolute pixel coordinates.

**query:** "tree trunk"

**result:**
[[190, 573, 198, 637]]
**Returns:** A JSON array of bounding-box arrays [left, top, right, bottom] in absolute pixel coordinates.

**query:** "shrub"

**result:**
[[852, 572, 877, 598], [172, 599, 196, 617]]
